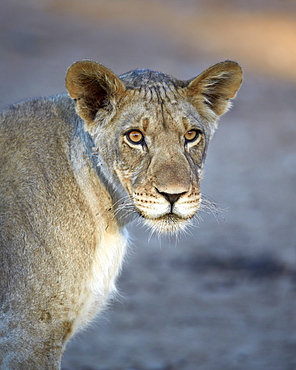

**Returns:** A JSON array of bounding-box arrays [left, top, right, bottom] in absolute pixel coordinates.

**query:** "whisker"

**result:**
[[96, 194, 135, 222], [113, 203, 138, 223], [118, 213, 137, 224], [113, 202, 134, 214], [112, 195, 134, 209], [200, 194, 225, 223]]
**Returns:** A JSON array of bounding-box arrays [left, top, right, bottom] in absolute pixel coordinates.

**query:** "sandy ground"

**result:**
[[1, 1, 296, 369]]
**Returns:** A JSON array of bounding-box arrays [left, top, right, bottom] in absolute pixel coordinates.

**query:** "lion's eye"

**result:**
[[184, 130, 201, 144], [126, 130, 144, 145]]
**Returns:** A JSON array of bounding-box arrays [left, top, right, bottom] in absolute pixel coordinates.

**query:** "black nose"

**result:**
[[156, 189, 186, 205]]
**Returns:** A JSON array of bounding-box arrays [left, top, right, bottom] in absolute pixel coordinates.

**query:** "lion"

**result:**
[[0, 60, 242, 368]]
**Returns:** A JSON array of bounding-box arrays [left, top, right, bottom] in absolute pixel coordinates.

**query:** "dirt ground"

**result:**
[[1, 1, 296, 369]]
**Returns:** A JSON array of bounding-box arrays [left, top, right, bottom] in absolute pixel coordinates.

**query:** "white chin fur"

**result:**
[[143, 214, 190, 235]]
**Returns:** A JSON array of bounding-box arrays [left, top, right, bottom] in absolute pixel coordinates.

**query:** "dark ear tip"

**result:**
[[208, 60, 243, 79], [221, 60, 241, 68], [223, 60, 243, 78]]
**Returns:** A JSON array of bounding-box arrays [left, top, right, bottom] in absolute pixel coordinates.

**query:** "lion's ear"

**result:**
[[185, 60, 242, 118], [65, 60, 126, 126]]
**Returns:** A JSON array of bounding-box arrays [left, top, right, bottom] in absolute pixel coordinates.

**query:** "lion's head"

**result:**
[[66, 60, 242, 234]]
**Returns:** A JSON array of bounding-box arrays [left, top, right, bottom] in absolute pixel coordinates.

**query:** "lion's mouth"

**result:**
[[138, 210, 192, 235], [131, 192, 201, 234]]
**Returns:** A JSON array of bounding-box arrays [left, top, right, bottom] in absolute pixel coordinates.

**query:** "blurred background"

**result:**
[[1, 0, 296, 369]]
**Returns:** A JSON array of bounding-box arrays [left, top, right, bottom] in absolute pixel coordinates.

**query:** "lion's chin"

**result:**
[[142, 213, 191, 235]]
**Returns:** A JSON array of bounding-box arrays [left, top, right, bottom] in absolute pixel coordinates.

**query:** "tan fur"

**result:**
[[0, 60, 242, 369]]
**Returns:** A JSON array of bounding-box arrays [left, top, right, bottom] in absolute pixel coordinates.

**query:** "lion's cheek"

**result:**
[[113, 162, 134, 195]]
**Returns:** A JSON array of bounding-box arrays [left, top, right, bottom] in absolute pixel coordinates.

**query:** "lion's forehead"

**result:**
[[119, 90, 201, 136], [120, 69, 185, 106], [131, 83, 183, 107]]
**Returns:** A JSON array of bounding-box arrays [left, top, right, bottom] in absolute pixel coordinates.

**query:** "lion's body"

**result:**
[[0, 96, 127, 367], [0, 61, 242, 369]]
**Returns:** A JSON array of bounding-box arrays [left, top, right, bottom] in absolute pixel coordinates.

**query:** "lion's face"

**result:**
[[65, 61, 242, 234], [97, 94, 207, 234]]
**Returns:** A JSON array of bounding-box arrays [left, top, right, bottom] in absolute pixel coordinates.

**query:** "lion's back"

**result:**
[[0, 95, 93, 294], [0, 95, 77, 229]]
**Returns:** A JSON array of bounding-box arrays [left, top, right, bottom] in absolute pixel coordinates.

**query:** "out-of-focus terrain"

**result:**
[[1, 1, 296, 369]]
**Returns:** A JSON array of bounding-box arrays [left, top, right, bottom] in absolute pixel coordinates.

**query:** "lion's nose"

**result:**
[[155, 188, 187, 205]]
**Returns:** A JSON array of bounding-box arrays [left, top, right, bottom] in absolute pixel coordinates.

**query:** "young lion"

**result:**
[[0, 60, 242, 369]]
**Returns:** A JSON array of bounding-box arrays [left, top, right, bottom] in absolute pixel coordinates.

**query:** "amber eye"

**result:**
[[126, 130, 144, 145], [184, 130, 201, 143]]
